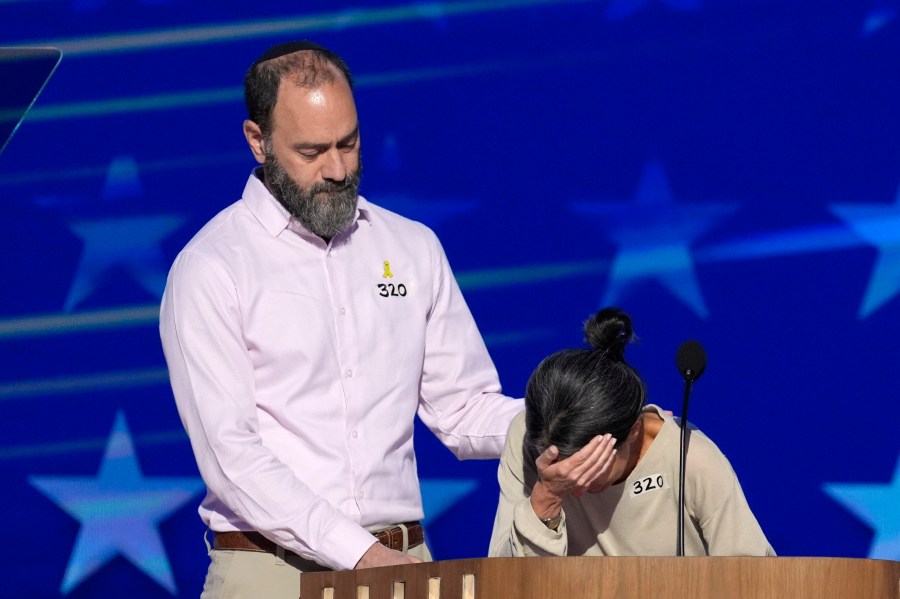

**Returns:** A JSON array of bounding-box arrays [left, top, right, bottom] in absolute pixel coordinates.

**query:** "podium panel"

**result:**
[[299, 556, 900, 599]]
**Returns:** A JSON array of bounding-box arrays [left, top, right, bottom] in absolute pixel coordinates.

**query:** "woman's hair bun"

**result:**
[[583, 307, 634, 358]]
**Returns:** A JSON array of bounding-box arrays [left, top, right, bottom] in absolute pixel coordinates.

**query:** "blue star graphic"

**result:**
[[101, 155, 144, 199], [380, 135, 404, 173], [375, 193, 478, 228], [33, 156, 143, 212], [823, 454, 900, 560], [607, 0, 700, 21], [372, 135, 478, 226], [863, 2, 897, 36], [58, 156, 186, 311], [572, 161, 737, 318], [420, 478, 479, 528], [830, 183, 900, 318], [29, 411, 204, 594], [65, 214, 185, 311]]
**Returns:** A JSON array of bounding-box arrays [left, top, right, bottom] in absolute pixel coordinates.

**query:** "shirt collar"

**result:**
[[241, 168, 371, 239]]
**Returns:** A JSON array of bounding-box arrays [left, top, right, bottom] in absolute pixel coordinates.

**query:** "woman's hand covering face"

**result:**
[[535, 434, 618, 498]]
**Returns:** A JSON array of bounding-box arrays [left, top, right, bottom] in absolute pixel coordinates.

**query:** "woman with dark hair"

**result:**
[[488, 308, 774, 557]]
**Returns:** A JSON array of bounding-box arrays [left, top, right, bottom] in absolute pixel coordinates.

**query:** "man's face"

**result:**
[[259, 75, 362, 239], [263, 143, 361, 240]]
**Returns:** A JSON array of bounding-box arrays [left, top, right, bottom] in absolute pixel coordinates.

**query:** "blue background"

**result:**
[[3, 0, 900, 596]]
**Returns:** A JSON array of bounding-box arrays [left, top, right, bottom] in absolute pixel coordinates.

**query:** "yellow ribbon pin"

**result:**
[[382, 261, 394, 278]]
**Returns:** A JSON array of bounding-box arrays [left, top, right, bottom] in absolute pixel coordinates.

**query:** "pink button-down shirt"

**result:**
[[159, 172, 522, 570]]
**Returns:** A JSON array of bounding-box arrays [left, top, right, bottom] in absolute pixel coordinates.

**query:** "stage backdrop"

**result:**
[[2, 1, 899, 597]]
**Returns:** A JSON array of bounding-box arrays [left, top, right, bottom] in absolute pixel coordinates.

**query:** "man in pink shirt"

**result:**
[[159, 40, 523, 598]]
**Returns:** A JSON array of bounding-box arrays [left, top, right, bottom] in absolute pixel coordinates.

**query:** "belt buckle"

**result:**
[[378, 524, 404, 551]]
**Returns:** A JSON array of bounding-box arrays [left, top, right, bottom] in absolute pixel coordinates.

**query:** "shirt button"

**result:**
[[357, 491, 364, 499], [351, 431, 359, 439], [345, 369, 353, 378], [340, 307, 347, 316]]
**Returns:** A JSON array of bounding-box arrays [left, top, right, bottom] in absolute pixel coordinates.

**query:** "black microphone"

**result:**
[[675, 340, 706, 556], [677, 340, 707, 382]]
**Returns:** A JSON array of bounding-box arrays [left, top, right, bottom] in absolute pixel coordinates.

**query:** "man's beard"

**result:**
[[263, 149, 361, 240]]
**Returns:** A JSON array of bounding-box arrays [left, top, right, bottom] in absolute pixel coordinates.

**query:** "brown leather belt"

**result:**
[[372, 522, 424, 552], [214, 522, 424, 556]]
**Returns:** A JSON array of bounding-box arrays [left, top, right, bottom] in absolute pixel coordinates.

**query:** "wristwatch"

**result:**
[[540, 512, 562, 531]]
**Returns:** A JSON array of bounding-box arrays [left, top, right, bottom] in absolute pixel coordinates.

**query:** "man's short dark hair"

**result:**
[[244, 40, 354, 138]]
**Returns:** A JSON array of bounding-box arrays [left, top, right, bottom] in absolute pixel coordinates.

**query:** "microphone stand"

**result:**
[[675, 339, 705, 557], [677, 372, 693, 557]]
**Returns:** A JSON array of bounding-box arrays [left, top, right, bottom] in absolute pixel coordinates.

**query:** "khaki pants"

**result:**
[[199, 533, 433, 599]]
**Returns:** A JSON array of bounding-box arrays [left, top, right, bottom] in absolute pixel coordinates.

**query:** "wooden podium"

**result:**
[[299, 556, 900, 599]]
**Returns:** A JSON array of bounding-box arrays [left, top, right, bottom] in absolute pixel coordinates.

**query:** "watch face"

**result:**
[[541, 514, 562, 530]]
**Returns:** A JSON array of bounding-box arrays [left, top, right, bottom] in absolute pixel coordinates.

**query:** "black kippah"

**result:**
[[250, 40, 330, 70]]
